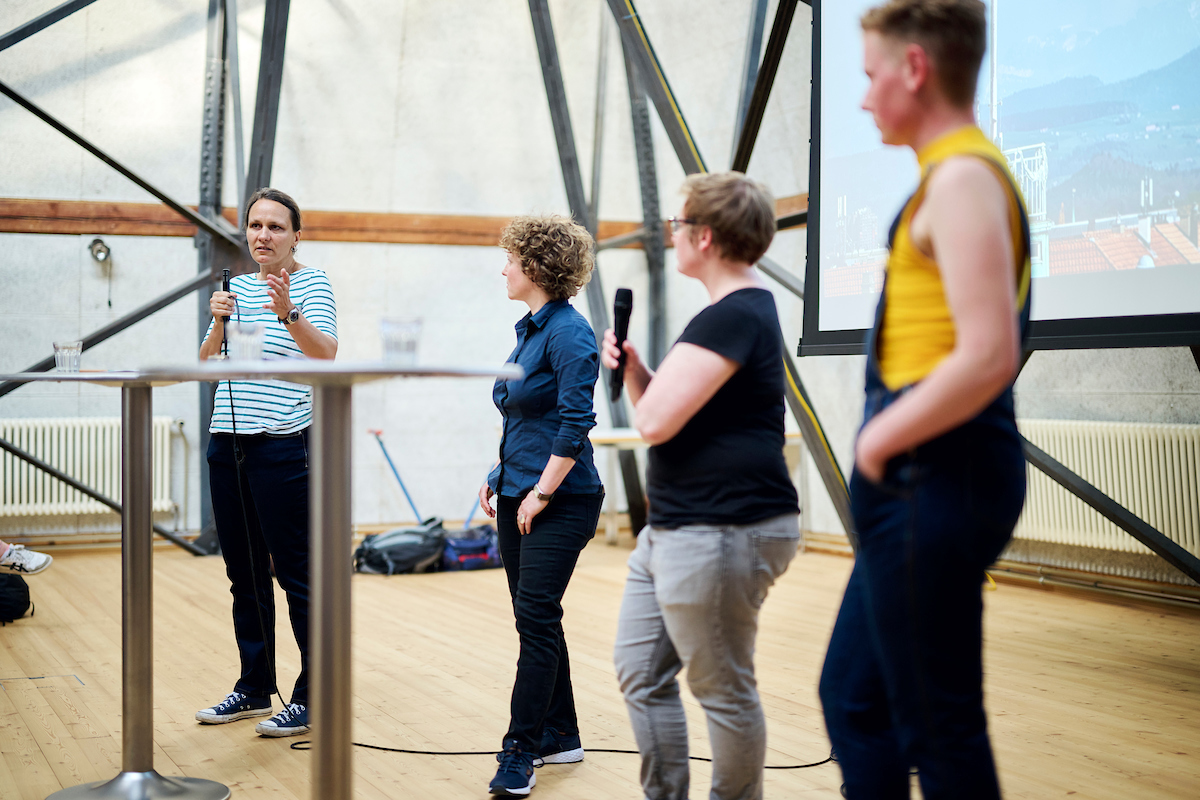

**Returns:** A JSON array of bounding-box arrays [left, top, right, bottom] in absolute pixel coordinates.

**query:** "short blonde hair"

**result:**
[[681, 172, 776, 264], [861, 0, 986, 108], [499, 215, 594, 301]]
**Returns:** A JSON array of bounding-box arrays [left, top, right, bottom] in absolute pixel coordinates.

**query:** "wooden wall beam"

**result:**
[[0, 198, 646, 248], [0, 194, 807, 246]]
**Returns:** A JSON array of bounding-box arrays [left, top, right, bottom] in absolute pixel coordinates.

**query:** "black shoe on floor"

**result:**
[[195, 691, 272, 724], [538, 727, 584, 764], [490, 738, 537, 796]]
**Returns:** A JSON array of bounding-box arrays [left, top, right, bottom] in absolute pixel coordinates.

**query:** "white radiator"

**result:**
[[0, 417, 174, 517], [1016, 419, 1200, 558]]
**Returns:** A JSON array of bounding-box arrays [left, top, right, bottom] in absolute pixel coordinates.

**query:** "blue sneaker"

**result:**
[[490, 739, 537, 796], [538, 728, 584, 764], [255, 702, 310, 737], [195, 691, 271, 724]]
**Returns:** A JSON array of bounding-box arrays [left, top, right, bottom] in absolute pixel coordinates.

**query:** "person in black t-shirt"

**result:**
[[603, 172, 800, 800]]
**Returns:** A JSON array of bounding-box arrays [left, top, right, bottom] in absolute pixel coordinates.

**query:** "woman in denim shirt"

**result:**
[[478, 215, 605, 797]]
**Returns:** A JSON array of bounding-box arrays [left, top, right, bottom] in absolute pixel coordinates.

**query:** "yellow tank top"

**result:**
[[877, 125, 1030, 390]]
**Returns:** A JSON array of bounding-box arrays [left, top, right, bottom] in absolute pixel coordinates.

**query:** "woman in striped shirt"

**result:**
[[195, 188, 337, 738]]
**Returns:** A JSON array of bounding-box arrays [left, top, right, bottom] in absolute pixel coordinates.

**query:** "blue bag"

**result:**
[[441, 525, 502, 571]]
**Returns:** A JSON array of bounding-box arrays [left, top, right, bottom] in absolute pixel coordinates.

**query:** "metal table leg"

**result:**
[[49, 384, 229, 799], [605, 443, 619, 545], [311, 384, 354, 800]]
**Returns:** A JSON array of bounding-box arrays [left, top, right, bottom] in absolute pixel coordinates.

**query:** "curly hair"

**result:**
[[499, 215, 595, 301]]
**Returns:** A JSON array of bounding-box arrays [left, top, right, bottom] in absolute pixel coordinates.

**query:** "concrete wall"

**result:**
[[2, 0, 1195, 550], [0, 0, 814, 536]]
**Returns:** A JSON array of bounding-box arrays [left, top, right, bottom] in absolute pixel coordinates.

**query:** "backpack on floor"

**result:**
[[354, 518, 446, 575], [442, 525, 502, 572], [0, 574, 32, 624]]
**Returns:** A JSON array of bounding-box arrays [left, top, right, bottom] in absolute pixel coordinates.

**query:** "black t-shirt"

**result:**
[[647, 288, 800, 527]]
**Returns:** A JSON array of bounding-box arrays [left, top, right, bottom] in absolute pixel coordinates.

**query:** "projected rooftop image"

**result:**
[[817, 0, 1200, 332]]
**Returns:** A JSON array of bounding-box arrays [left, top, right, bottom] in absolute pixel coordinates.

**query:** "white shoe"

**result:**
[[0, 545, 52, 575]]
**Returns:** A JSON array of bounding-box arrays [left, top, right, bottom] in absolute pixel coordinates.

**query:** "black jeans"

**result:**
[[820, 387, 1025, 799], [207, 431, 311, 707], [496, 491, 604, 751]]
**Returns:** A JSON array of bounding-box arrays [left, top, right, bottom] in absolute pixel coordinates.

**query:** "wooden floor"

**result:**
[[1, 536, 1198, 799]]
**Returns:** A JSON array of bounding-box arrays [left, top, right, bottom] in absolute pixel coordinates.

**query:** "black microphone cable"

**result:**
[[287, 737, 833, 770], [218, 273, 298, 730]]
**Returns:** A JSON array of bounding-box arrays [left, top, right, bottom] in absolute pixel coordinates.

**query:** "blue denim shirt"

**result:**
[[488, 299, 602, 497]]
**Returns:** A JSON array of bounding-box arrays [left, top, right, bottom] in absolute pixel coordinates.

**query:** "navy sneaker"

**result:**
[[490, 739, 537, 796], [538, 728, 584, 764], [255, 702, 310, 737], [196, 691, 271, 724]]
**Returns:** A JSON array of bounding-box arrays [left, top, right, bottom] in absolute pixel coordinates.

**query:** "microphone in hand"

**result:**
[[610, 288, 633, 402], [220, 269, 231, 319]]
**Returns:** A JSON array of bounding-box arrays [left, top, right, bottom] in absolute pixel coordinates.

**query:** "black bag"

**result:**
[[0, 574, 31, 624], [441, 525, 502, 571], [354, 518, 446, 575]]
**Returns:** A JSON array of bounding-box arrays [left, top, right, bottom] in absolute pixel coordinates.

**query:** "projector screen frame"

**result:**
[[799, 0, 1200, 357]]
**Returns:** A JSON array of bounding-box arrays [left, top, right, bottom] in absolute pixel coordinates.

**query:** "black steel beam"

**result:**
[[604, 0, 851, 541], [194, 0, 232, 555], [604, 0, 705, 174], [243, 0, 291, 202], [783, 350, 855, 547], [776, 210, 808, 231], [0, 436, 206, 556], [0, 270, 213, 400], [0, 80, 241, 249], [588, 7, 610, 227], [758, 255, 805, 299], [621, 46, 667, 367], [731, 0, 769, 165], [0, 0, 100, 53], [1022, 437, 1200, 585], [596, 227, 651, 252], [731, 0, 799, 173], [528, 0, 648, 534]]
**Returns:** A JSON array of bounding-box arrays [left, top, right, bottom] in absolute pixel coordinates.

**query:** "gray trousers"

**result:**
[[614, 514, 800, 800]]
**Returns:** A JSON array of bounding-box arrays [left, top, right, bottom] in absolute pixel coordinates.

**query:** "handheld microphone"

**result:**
[[220, 269, 231, 318], [220, 269, 232, 355], [610, 288, 633, 402]]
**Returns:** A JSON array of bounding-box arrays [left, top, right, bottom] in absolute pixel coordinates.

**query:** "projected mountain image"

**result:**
[[816, 0, 1200, 331], [996, 32, 1200, 316]]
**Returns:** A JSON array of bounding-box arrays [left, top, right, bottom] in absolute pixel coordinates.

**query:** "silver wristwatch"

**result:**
[[280, 307, 301, 325]]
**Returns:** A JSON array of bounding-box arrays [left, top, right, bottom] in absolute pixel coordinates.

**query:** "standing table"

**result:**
[[1, 361, 520, 800]]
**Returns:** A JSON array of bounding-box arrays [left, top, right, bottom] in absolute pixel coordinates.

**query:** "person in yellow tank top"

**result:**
[[818, 3, 1031, 799]]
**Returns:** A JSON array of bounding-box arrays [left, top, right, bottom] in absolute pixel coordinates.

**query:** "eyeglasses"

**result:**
[[666, 216, 697, 234]]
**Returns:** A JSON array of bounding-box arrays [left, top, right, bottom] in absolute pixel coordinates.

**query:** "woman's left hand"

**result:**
[[515, 492, 549, 535], [264, 270, 294, 318]]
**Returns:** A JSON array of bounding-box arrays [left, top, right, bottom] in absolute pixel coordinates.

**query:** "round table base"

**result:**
[[46, 771, 230, 800]]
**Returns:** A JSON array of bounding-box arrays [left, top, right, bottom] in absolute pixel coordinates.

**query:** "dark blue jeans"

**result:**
[[496, 491, 604, 751], [207, 431, 311, 707], [819, 416, 1025, 800]]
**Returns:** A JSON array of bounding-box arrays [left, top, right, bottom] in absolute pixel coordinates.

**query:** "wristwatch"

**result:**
[[280, 307, 301, 325], [534, 483, 554, 502]]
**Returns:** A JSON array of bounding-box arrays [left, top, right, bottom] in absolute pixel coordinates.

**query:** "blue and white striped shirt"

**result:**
[[206, 268, 338, 435]]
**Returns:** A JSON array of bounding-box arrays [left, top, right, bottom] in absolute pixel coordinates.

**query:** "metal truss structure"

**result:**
[[1, 0, 1197, 587]]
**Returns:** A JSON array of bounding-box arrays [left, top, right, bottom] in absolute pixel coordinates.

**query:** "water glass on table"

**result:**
[[53, 340, 82, 372], [381, 318, 422, 366], [228, 322, 266, 361]]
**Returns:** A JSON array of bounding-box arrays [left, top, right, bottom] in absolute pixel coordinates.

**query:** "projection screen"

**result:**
[[801, 0, 1200, 355]]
